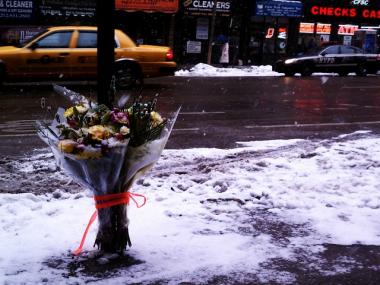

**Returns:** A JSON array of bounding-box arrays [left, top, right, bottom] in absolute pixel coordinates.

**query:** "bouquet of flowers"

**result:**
[[37, 86, 179, 254]]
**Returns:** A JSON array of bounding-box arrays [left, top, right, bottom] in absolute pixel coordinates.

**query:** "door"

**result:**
[[316, 45, 340, 73], [23, 30, 73, 79], [340, 45, 360, 72], [69, 30, 98, 78]]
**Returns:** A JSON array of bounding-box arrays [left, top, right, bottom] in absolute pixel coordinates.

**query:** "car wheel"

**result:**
[[114, 64, 143, 89], [284, 71, 295, 76], [0, 64, 5, 86], [338, 71, 348, 76], [301, 64, 313, 76], [356, 64, 367, 77]]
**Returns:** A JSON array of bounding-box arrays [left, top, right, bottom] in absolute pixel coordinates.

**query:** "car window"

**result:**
[[341, 46, 356, 54], [322, 46, 340, 55], [77, 31, 97, 48], [77, 31, 119, 48], [35, 31, 72, 48], [353, 47, 364, 54]]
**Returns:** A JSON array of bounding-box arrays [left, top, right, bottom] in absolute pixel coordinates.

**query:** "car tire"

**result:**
[[338, 71, 348, 76], [284, 71, 295, 76], [0, 64, 5, 86], [356, 64, 367, 77], [114, 63, 143, 89], [301, 64, 313, 76]]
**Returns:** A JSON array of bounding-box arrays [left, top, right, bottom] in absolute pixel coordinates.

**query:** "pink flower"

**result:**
[[110, 110, 129, 125]]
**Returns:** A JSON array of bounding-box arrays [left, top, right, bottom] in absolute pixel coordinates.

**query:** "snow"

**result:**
[[174, 63, 358, 77], [175, 63, 283, 77], [1, 130, 380, 284]]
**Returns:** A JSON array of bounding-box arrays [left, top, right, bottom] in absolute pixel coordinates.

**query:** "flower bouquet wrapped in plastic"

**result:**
[[36, 87, 179, 254]]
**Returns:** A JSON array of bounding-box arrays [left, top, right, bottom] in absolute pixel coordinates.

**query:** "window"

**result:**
[[77, 32, 97, 48], [35, 31, 72, 48], [323, 46, 340, 55], [341, 46, 356, 54]]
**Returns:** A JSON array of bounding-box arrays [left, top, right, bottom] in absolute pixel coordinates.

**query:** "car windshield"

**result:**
[[18, 29, 48, 48]]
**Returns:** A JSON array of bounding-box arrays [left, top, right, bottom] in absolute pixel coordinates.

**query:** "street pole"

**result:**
[[207, 0, 217, 64], [96, 0, 115, 107]]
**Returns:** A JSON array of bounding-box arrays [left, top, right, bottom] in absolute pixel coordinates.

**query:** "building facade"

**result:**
[[0, 0, 379, 65]]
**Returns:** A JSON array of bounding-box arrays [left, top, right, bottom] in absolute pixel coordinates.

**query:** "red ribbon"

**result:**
[[73, 192, 147, 255]]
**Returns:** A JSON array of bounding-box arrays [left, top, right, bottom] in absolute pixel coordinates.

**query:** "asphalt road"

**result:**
[[1, 75, 380, 156]]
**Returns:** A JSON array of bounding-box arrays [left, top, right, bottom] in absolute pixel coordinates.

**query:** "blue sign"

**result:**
[[255, 0, 303, 17], [0, 0, 34, 19]]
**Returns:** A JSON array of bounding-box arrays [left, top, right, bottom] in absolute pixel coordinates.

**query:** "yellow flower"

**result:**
[[58, 139, 77, 153], [76, 148, 102, 159], [64, 107, 74, 118], [151, 111, 163, 127], [120, 126, 130, 136], [64, 105, 88, 117], [88, 125, 109, 141], [76, 105, 88, 114]]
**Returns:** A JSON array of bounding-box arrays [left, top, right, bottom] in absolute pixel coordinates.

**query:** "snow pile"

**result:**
[[175, 63, 283, 77], [1, 131, 380, 284]]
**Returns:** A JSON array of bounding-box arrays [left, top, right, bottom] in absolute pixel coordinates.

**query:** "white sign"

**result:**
[[320, 34, 330, 42], [186, 41, 202, 54], [343, 35, 352, 45], [196, 18, 209, 40]]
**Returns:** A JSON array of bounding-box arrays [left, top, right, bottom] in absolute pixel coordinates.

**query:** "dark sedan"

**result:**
[[273, 45, 380, 76]]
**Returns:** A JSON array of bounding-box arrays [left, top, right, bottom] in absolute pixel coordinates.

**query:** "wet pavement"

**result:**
[[1, 75, 380, 155]]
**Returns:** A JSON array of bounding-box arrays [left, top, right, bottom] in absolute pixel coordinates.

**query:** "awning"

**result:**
[[115, 0, 178, 13], [255, 0, 303, 17]]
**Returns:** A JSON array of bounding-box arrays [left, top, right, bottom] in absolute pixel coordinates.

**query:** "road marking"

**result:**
[[180, 111, 225, 115], [0, 134, 37, 138], [341, 86, 380, 89], [325, 107, 348, 111], [244, 121, 380, 129], [338, 104, 358, 107], [0, 120, 37, 134], [173, 128, 200, 132]]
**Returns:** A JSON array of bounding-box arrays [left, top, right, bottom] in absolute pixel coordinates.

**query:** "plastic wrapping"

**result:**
[[36, 87, 179, 253]]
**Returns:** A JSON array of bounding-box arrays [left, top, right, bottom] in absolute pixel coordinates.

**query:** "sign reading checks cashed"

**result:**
[[0, 0, 34, 19], [304, 0, 380, 21]]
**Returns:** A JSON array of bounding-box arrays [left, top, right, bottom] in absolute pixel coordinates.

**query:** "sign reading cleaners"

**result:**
[[0, 0, 33, 19], [183, 0, 232, 16], [304, 0, 380, 22]]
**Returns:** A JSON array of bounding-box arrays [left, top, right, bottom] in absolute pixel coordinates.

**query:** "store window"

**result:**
[[249, 16, 289, 64]]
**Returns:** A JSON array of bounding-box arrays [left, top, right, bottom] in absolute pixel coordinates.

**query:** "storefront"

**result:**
[[0, 0, 96, 45], [114, 0, 178, 48], [300, 0, 380, 53], [176, 0, 238, 64], [0, 0, 178, 48], [248, 0, 303, 64]]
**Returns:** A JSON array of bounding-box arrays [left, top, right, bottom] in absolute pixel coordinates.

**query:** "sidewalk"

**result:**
[[1, 131, 380, 284]]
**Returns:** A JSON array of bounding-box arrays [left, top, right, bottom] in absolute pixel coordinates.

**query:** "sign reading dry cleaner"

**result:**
[[0, 0, 34, 19]]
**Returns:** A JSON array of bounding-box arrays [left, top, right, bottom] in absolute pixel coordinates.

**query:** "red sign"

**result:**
[[116, 0, 179, 13], [309, 5, 380, 19], [316, 23, 331, 34], [265, 28, 275, 39], [338, 25, 358, 35], [299, 22, 315, 34]]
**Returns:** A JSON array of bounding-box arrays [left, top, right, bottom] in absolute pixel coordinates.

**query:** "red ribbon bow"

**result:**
[[73, 192, 147, 255]]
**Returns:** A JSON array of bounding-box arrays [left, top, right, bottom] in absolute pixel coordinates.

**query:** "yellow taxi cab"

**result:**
[[0, 26, 177, 88]]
